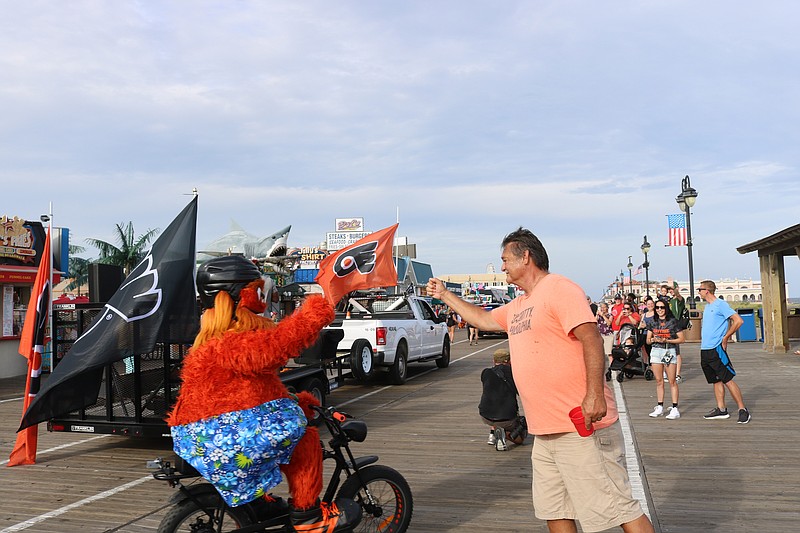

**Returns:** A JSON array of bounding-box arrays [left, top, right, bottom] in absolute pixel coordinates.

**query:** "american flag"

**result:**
[[667, 214, 687, 246], [633, 264, 643, 276]]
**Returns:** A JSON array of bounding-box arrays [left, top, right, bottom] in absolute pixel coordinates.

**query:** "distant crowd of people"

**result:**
[[434, 305, 481, 346], [590, 282, 749, 424]]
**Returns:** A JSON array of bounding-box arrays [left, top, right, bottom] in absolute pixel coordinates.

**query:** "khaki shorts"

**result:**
[[602, 334, 614, 356], [531, 421, 644, 532]]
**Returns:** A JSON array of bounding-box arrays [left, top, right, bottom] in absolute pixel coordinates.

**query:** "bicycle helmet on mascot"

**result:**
[[196, 255, 262, 310]]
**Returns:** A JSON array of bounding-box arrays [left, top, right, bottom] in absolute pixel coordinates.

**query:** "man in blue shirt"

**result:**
[[698, 280, 750, 423]]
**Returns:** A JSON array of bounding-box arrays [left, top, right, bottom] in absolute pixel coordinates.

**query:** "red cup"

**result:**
[[569, 406, 594, 437]]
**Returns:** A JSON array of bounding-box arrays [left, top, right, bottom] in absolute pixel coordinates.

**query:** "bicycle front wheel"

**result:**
[[336, 464, 413, 533]]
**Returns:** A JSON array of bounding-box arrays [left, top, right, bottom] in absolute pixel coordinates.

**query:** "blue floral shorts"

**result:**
[[171, 398, 307, 506]]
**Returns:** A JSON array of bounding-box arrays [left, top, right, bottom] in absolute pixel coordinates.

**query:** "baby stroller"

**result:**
[[609, 324, 654, 383]]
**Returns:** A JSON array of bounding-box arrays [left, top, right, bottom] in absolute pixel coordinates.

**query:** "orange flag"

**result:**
[[8, 228, 50, 466], [315, 224, 399, 306]]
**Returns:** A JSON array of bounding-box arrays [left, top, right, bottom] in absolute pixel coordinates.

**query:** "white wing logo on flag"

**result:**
[[333, 241, 378, 278], [79, 253, 163, 339]]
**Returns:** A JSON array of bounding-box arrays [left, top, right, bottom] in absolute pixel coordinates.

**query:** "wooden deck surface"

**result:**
[[0, 329, 798, 532]]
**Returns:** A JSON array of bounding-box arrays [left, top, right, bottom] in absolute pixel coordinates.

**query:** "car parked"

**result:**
[[477, 302, 508, 338]]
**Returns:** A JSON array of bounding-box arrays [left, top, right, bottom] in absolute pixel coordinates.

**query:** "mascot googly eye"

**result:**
[[239, 280, 267, 314]]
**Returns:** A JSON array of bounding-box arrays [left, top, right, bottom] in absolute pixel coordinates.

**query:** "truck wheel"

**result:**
[[436, 337, 451, 369], [388, 341, 408, 385], [300, 377, 327, 426], [350, 339, 375, 382]]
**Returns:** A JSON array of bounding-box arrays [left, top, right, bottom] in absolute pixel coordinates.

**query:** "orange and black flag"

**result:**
[[315, 224, 399, 306], [8, 227, 51, 466]]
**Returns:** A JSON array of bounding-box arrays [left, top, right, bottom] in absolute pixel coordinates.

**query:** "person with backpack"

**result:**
[[479, 349, 527, 451]]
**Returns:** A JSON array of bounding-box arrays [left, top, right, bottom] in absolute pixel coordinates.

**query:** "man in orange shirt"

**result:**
[[427, 227, 653, 533]]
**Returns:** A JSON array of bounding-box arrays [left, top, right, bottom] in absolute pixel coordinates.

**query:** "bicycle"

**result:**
[[149, 404, 413, 532]]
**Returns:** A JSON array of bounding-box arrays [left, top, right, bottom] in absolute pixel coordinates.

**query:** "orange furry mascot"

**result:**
[[167, 256, 359, 531]]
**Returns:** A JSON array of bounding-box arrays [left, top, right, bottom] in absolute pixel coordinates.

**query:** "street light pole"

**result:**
[[641, 235, 651, 298], [676, 175, 698, 309], [627, 256, 633, 296]]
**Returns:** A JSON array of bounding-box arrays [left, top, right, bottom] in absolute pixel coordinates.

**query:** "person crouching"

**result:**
[[479, 349, 527, 451]]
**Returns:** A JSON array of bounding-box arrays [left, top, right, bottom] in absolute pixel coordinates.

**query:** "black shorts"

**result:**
[[700, 346, 736, 384]]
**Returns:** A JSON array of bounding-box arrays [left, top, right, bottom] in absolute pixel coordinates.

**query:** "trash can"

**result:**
[[736, 308, 757, 342], [683, 311, 702, 342]]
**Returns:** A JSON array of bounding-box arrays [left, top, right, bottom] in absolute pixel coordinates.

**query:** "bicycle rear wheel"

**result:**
[[158, 494, 252, 533]]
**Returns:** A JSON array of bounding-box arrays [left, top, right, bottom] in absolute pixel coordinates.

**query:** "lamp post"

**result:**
[[641, 235, 651, 298], [676, 175, 698, 309], [619, 270, 624, 296], [627, 256, 633, 296]]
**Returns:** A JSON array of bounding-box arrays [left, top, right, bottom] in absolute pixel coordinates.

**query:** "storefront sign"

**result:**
[[0, 267, 37, 283], [326, 231, 370, 251], [0, 216, 45, 267], [289, 246, 329, 269], [335, 218, 364, 232]]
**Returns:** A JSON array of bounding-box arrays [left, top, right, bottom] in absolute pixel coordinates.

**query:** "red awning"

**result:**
[[0, 266, 62, 284]]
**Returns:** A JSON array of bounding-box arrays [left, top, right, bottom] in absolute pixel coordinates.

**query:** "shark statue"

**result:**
[[197, 222, 292, 262]]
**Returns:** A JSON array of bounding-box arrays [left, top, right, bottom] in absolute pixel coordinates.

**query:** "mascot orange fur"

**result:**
[[167, 256, 360, 531]]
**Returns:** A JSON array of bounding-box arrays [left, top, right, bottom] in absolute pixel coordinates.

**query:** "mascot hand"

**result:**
[[295, 391, 320, 420]]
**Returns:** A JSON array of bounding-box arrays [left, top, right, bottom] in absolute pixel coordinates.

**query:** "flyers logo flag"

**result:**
[[333, 241, 378, 277], [8, 227, 51, 465], [316, 224, 399, 306], [18, 198, 198, 431]]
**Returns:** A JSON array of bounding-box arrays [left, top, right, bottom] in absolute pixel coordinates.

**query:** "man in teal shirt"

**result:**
[[698, 280, 750, 423]]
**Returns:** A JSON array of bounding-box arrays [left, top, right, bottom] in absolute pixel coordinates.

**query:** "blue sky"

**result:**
[[3, 1, 798, 298]]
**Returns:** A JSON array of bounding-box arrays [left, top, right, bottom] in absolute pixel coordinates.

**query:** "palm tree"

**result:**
[[86, 222, 160, 275], [63, 243, 91, 295]]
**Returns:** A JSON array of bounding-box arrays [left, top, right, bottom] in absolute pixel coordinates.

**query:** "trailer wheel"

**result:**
[[388, 341, 408, 385], [350, 339, 375, 382], [436, 337, 451, 369], [300, 376, 327, 426]]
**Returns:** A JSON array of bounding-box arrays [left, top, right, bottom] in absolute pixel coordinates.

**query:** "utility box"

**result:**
[[736, 308, 757, 342]]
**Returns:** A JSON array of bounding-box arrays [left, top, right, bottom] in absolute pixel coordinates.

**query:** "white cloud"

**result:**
[[2, 1, 799, 297]]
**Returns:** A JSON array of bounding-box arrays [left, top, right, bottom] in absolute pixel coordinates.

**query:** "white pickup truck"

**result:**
[[327, 294, 451, 384]]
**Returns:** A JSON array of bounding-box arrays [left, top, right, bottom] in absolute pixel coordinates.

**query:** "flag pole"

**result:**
[[47, 203, 53, 372], [42, 203, 53, 372]]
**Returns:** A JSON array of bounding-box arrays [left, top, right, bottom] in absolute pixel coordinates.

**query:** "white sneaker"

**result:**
[[495, 428, 508, 451], [648, 405, 664, 417], [487, 431, 496, 445], [666, 407, 681, 420]]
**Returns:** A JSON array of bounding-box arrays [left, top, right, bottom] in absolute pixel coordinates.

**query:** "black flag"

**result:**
[[19, 198, 198, 430]]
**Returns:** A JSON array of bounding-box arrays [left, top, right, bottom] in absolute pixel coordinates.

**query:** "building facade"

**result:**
[[439, 264, 516, 303], [605, 277, 789, 305]]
